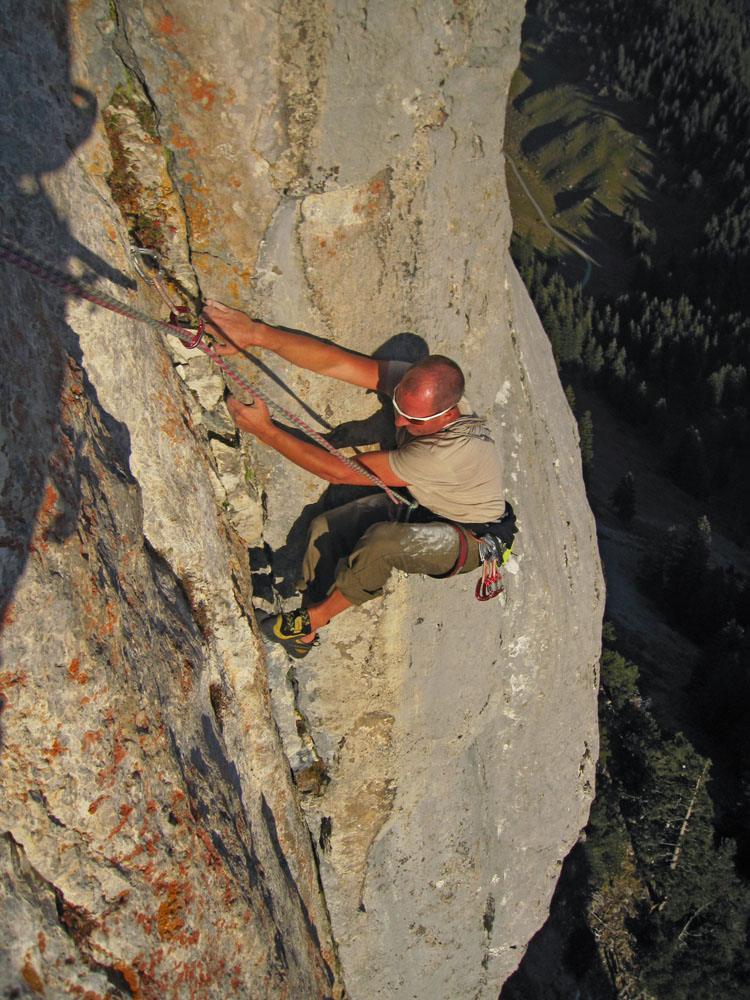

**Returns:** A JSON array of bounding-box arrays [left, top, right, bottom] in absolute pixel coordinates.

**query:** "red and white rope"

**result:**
[[0, 234, 409, 506]]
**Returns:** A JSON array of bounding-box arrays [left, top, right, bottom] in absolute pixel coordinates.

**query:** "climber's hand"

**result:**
[[225, 393, 273, 435], [203, 300, 264, 355]]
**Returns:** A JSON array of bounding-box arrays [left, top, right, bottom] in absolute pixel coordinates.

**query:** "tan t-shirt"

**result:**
[[384, 361, 505, 523]]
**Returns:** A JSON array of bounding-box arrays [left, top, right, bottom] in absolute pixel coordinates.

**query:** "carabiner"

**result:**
[[130, 246, 163, 282], [130, 245, 201, 342], [475, 559, 504, 601]]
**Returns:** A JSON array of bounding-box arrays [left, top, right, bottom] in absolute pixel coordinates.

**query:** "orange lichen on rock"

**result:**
[[160, 414, 186, 443], [21, 957, 45, 994], [353, 199, 380, 218], [0, 668, 26, 692], [178, 659, 194, 697], [42, 737, 67, 763], [187, 73, 218, 111], [156, 883, 185, 941], [112, 962, 141, 1000], [156, 14, 184, 37], [81, 728, 104, 752], [182, 192, 212, 243], [68, 657, 88, 684], [88, 794, 109, 815], [1, 600, 15, 629], [96, 764, 118, 788], [37, 483, 59, 540], [107, 802, 135, 839], [169, 123, 197, 155], [100, 601, 119, 639]]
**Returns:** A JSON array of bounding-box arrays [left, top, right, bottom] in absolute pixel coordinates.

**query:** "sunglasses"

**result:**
[[392, 389, 457, 423]]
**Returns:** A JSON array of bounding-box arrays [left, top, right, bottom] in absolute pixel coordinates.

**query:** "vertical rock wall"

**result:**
[[0, 2, 604, 999], [0, 2, 340, 997]]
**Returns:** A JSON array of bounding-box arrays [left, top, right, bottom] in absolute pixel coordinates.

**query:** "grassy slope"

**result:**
[[505, 26, 708, 298]]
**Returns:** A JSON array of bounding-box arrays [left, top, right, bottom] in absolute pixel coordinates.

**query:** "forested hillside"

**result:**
[[504, 1, 750, 997], [518, 0, 750, 520]]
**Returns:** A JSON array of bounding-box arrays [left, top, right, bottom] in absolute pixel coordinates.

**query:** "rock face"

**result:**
[[0, 2, 603, 999]]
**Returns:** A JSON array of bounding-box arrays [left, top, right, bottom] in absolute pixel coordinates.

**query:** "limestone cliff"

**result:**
[[0, 2, 603, 999]]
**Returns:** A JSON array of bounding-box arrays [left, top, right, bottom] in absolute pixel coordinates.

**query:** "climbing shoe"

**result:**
[[259, 608, 318, 659]]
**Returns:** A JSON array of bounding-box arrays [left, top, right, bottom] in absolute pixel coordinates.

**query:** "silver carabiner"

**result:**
[[130, 246, 163, 283]]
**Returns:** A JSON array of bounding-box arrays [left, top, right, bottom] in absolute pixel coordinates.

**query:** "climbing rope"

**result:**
[[0, 234, 410, 506], [129, 246, 205, 347]]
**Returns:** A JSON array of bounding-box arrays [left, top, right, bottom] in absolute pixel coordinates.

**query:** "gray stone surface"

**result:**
[[0, 1, 603, 998], [0, 2, 340, 997]]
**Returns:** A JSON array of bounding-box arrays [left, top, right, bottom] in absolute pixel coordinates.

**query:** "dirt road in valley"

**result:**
[[507, 154, 594, 287]]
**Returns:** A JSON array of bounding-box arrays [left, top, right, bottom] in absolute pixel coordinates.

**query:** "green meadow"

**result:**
[[505, 27, 706, 296]]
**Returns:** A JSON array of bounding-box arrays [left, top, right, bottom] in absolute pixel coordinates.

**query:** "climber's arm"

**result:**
[[226, 396, 408, 486], [203, 300, 387, 391]]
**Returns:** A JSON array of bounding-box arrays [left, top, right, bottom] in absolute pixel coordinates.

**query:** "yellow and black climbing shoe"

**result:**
[[259, 609, 318, 659]]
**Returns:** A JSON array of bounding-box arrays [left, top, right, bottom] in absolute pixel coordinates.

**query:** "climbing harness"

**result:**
[[0, 234, 410, 507], [431, 522, 470, 579], [417, 501, 517, 601], [431, 521, 509, 601]]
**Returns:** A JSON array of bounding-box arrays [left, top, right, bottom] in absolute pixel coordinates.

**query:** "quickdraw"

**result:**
[[130, 247, 205, 349], [475, 529, 510, 601], [428, 521, 508, 601], [476, 558, 504, 601]]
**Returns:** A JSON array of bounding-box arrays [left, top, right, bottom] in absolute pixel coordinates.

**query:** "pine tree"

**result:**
[[652, 396, 668, 439], [582, 335, 605, 378], [579, 410, 594, 470], [513, 230, 535, 276], [564, 384, 576, 413]]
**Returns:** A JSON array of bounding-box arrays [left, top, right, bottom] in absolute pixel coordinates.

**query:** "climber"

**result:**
[[203, 300, 511, 658]]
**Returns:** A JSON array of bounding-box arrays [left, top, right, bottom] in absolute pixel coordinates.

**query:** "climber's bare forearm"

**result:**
[[204, 300, 385, 389], [258, 326, 384, 390], [257, 424, 406, 487]]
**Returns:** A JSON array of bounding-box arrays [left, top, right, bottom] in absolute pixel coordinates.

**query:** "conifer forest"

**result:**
[[503, 1, 750, 997]]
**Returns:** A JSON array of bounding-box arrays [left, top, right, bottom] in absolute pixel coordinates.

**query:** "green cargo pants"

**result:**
[[298, 493, 481, 607]]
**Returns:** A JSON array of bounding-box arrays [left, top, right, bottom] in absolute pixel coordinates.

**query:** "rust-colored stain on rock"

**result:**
[[21, 958, 45, 995], [156, 14, 184, 37], [68, 657, 88, 684], [187, 73, 218, 111], [156, 882, 186, 940], [112, 961, 141, 999]]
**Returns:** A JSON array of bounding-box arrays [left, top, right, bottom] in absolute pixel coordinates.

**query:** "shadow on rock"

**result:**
[[0, 0, 135, 638]]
